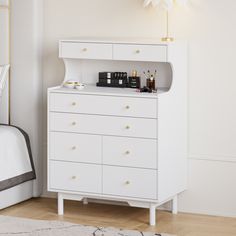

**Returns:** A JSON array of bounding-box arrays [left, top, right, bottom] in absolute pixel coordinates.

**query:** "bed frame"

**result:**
[[0, 182, 34, 209]]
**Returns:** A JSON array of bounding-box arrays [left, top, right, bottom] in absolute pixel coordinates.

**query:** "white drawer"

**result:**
[[103, 166, 157, 199], [103, 136, 157, 169], [49, 161, 102, 193], [50, 113, 157, 139], [50, 93, 157, 118], [59, 42, 112, 60], [113, 44, 167, 62], [49, 132, 102, 164]]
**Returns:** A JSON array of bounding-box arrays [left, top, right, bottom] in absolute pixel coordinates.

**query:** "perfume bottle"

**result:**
[[128, 70, 141, 88]]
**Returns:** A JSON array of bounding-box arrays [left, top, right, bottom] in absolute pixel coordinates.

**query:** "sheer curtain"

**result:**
[[0, 0, 9, 124]]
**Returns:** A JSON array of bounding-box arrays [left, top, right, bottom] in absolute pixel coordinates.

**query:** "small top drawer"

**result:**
[[113, 44, 167, 62], [59, 42, 112, 60], [50, 93, 157, 119]]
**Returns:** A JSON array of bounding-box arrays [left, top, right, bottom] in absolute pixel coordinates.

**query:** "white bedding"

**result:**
[[0, 125, 36, 191], [0, 125, 32, 181]]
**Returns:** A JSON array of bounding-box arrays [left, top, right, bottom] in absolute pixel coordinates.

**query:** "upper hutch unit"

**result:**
[[47, 38, 187, 225]]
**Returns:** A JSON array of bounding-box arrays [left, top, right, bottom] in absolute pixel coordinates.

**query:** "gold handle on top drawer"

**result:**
[[135, 49, 140, 54]]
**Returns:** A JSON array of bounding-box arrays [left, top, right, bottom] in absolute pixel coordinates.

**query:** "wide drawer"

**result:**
[[50, 113, 157, 139], [113, 44, 167, 62], [103, 136, 157, 169], [59, 42, 112, 60], [103, 166, 157, 199], [49, 132, 102, 164], [50, 93, 157, 118], [49, 161, 102, 193]]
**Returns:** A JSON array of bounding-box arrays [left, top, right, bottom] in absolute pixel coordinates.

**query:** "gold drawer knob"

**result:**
[[125, 181, 131, 185], [72, 176, 77, 180], [82, 48, 88, 52], [125, 105, 130, 110], [72, 122, 76, 126], [125, 125, 130, 130], [72, 102, 77, 106], [72, 146, 76, 150], [135, 49, 140, 54], [125, 150, 130, 155]]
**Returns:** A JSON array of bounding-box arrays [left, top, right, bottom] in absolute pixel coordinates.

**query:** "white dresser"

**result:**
[[48, 39, 187, 225]]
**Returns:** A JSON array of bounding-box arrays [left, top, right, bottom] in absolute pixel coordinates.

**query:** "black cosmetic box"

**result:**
[[97, 72, 128, 88]]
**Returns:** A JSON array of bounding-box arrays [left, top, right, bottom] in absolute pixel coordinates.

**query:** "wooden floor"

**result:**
[[1, 198, 236, 236]]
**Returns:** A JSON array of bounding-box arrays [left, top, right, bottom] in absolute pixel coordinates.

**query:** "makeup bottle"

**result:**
[[128, 70, 141, 88]]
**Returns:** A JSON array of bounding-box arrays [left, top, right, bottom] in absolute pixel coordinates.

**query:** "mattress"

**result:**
[[0, 125, 36, 191]]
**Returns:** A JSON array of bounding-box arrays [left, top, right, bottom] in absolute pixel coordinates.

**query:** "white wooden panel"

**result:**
[[113, 44, 167, 62], [50, 93, 157, 118], [60, 42, 112, 60], [103, 166, 157, 199], [49, 132, 102, 164], [103, 136, 157, 169], [49, 161, 102, 193], [50, 112, 157, 139], [157, 43, 188, 202]]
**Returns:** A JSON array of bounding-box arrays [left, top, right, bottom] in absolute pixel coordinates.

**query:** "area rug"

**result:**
[[0, 215, 174, 236]]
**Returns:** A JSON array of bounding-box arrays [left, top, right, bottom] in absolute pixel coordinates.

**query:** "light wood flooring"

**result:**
[[1, 198, 236, 236]]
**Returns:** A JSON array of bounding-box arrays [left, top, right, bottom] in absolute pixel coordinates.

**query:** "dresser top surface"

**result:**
[[60, 38, 168, 46], [48, 85, 168, 98]]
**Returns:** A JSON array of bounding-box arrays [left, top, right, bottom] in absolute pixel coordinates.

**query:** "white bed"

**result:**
[[0, 65, 35, 209], [0, 181, 34, 209]]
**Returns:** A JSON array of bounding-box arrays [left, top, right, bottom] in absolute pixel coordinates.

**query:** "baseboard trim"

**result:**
[[189, 154, 236, 163]]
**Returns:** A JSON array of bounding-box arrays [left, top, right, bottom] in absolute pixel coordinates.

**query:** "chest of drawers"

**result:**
[[48, 90, 158, 198], [48, 39, 187, 226]]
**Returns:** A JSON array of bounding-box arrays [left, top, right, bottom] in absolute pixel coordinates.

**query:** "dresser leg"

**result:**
[[149, 204, 156, 226], [172, 195, 178, 214], [58, 193, 64, 215], [83, 198, 88, 205]]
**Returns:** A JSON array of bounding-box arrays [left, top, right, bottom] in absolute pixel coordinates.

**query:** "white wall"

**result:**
[[42, 0, 236, 217]]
